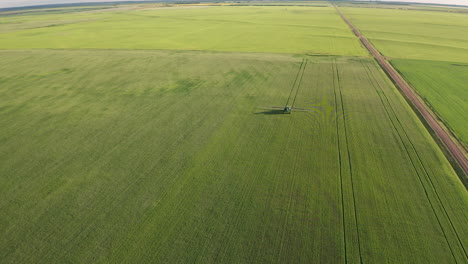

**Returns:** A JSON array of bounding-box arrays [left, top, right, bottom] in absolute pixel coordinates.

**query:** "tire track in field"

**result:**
[[276, 59, 308, 262], [285, 58, 305, 108], [333, 59, 363, 264], [331, 60, 347, 263], [291, 59, 308, 109], [286, 59, 307, 108], [362, 61, 467, 261], [361, 61, 465, 263]]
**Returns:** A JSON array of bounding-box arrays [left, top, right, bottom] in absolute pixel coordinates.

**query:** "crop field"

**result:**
[[1, 50, 466, 263], [340, 7, 468, 145], [0, 3, 467, 264]]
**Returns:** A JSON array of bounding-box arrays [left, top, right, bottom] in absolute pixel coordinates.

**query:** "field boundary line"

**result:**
[[361, 61, 465, 262], [0, 49, 372, 61], [333, 4, 468, 180]]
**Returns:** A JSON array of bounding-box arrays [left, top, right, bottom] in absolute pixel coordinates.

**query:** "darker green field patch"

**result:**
[[228, 69, 270, 86], [229, 70, 253, 84], [170, 78, 204, 93], [31, 68, 73, 78], [0, 105, 10, 113]]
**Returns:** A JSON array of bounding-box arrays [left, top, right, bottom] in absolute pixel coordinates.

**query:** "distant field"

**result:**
[[340, 7, 468, 146], [338, 2, 468, 14], [0, 50, 466, 263], [340, 7, 468, 63], [0, 5, 366, 56]]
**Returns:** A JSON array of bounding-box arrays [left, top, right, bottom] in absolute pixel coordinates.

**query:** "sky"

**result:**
[[0, 0, 467, 9]]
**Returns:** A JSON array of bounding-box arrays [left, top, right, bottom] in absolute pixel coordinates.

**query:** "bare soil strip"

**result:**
[[334, 5, 468, 178]]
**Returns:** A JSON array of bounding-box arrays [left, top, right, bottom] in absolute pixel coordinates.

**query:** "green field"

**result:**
[[0, 5, 366, 56], [340, 7, 468, 145], [0, 3, 467, 263]]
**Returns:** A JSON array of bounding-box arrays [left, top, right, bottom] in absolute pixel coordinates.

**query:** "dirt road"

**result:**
[[334, 5, 468, 177]]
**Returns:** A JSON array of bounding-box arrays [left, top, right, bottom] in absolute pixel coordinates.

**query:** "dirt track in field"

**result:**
[[334, 5, 468, 177]]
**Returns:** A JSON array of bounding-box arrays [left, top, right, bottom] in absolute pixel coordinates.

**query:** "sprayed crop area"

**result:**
[[0, 50, 466, 263]]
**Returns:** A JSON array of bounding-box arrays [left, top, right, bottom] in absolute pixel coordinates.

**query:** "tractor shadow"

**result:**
[[255, 109, 285, 115]]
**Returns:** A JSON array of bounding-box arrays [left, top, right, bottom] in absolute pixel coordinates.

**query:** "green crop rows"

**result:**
[[0, 3, 466, 263], [391, 59, 468, 146]]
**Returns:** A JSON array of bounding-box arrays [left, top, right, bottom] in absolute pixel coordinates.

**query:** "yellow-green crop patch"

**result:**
[[340, 7, 468, 63], [0, 6, 367, 56]]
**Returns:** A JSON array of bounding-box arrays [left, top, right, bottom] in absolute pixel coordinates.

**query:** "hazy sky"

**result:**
[[0, 0, 467, 9], [365, 0, 468, 5]]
